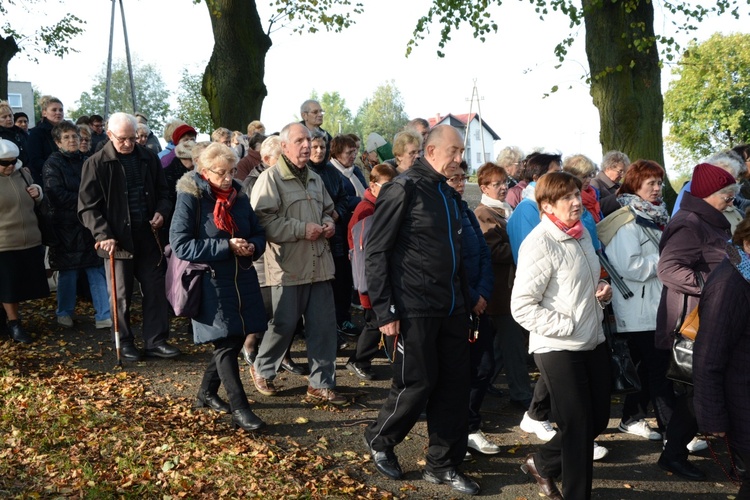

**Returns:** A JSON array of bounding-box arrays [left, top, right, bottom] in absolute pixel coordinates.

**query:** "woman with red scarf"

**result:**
[[170, 143, 267, 432], [512, 172, 613, 500]]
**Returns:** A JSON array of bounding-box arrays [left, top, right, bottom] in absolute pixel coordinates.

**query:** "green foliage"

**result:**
[[664, 33, 750, 169], [73, 59, 171, 134], [354, 81, 409, 145], [0, 0, 85, 62], [175, 68, 213, 134], [314, 90, 355, 136], [267, 0, 364, 35]]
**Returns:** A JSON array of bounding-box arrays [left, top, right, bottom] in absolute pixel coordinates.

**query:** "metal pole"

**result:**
[[104, 0, 116, 119], [119, 0, 138, 113]]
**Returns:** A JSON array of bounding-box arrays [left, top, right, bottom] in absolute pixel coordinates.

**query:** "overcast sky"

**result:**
[[7, 0, 750, 172]]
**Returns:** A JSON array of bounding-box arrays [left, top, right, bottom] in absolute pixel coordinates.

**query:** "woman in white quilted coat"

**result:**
[[512, 171, 612, 500]]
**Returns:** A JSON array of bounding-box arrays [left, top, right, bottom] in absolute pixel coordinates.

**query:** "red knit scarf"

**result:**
[[547, 213, 585, 239], [581, 186, 602, 223], [203, 175, 238, 235]]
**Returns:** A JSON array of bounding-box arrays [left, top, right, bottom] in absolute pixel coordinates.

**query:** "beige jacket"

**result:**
[[251, 156, 335, 286], [0, 167, 43, 252]]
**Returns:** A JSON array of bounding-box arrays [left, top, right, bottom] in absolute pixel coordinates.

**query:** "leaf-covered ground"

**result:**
[[0, 298, 393, 499]]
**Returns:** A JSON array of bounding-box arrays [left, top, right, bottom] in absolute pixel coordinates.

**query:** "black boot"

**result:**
[[8, 320, 32, 344], [194, 391, 231, 414], [231, 408, 265, 431]]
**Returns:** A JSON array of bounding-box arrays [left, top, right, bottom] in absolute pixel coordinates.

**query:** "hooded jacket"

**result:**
[[170, 171, 267, 343]]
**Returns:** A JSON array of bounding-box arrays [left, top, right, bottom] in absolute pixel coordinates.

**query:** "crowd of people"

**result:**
[[2, 94, 750, 497]]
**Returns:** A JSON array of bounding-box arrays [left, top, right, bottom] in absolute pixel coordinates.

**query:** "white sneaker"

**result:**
[[467, 430, 501, 455], [95, 318, 113, 329], [687, 437, 708, 453], [57, 315, 73, 327], [463, 451, 472, 461], [520, 412, 557, 442], [593, 441, 609, 461], [618, 419, 662, 441]]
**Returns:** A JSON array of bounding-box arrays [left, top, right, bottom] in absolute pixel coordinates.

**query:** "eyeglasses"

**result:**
[[448, 175, 469, 184], [0, 158, 17, 167], [304, 109, 324, 115], [111, 133, 137, 145], [207, 167, 238, 178], [60, 134, 80, 141], [487, 180, 509, 188], [723, 196, 736, 204], [79, 138, 91, 143]]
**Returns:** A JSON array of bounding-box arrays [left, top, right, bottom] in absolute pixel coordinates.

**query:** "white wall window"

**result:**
[[485, 153, 491, 162], [474, 129, 480, 140], [7, 93, 22, 108], [476, 152, 482, 163]]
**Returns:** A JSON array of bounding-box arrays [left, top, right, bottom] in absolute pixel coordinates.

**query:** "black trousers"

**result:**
[[332, 255, 353, 326], [199, 335, 249, 411], [618, 330, 663, 429], [103, 226, 169, 349], [468, 314, 495, 433], [534, 342, 611, 500], [364, 314, 470, 473], [347, 308, 381, 368], [733, 447, 750, 499], [528, 375, 551, 421]]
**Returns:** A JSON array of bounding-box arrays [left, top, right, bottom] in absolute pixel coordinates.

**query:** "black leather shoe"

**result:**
[[120, 344, 142, 362], [240, 346, 256, 367], [364, 436, 403, 480], [281, 358, 308, 375], [8, 320, 32, 344], [423, 468, 480, 496], [195, 391, 231, 413], [144, 343, 181, 359], [232, 408, 265, 431], [521, 454, 563, 499], [346, 361, 376, 380], [658, 455, 706, 481]]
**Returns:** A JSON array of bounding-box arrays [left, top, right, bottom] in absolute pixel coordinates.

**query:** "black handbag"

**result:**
[[666, 274, 704, 385], [20, 167, 57, 246], [603, 303, 642, 394]]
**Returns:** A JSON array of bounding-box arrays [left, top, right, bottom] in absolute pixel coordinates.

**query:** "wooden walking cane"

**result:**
[[109, 252, 121, 367]]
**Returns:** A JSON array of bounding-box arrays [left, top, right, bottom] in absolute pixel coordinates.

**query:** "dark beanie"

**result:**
[[13, 112, 28, 121], [690, 163, 735, 198]]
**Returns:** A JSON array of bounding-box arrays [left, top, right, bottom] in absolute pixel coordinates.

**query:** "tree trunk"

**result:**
[[0, 35, 21, 101], [202, 0, 272, 132], [583, 0, 677, 207]]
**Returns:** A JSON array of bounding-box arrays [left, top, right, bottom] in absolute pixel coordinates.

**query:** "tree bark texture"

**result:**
[[583, 0, 676, 205], [202, 0, 272, 131], [0, 35, 20, 102]]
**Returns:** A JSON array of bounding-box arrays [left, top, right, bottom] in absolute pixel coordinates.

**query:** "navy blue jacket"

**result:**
[[459, 199, 494, 308], [170, 171, 267, 344], [308, 160, 350, 257]]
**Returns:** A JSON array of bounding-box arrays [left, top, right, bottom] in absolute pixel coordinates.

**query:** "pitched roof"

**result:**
[[428, 113, 501, 140]]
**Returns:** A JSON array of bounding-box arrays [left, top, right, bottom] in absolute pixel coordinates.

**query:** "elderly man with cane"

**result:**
[[79, 112, 180, 362]]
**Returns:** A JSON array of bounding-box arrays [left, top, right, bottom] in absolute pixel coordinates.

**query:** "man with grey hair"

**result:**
[[300, 99, 332, 157], [250, 122, 345, 405], [405, 117, 430, 145], [591, 150, 631, 216], [78, 112, 179, 362], [495, 146, 524, 188]]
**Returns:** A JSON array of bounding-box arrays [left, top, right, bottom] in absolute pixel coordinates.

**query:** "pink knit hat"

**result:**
[[690, 163, 735, 198]]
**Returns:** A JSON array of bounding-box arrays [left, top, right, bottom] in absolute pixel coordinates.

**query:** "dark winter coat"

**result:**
[[459, 199, 494, 308], [366, 157, 468, 326], [308, 160, 350, 257], [0, 125, 29, 169], [655, 192, 731, 350], [170, 171, 267, 344], [694, 257, 750, 456], [42, 150, 101, 270], [474, 203, 515, 315], [26, 118, 57, 184], [78, 142, 172, 255]]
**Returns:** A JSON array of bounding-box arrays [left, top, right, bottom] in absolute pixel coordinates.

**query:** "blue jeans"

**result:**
[[56, 266, 111, 321]]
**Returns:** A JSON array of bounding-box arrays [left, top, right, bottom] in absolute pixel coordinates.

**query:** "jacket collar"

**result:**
[[680, 192, 731, 231], [411, 157, 446, 182], [99, 140, 152, 164]]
